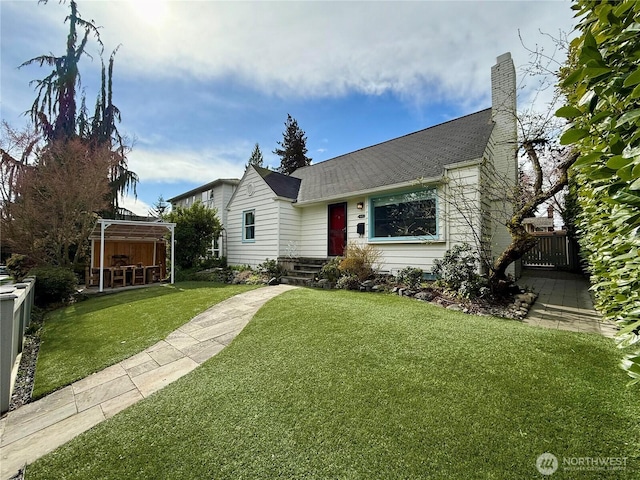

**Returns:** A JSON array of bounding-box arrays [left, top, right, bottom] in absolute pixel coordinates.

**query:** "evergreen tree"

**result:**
[[246, 142, 264, 169], [20, 0, 137, 216], [149, 195, 169, 219], [273, 114, 311, 175]]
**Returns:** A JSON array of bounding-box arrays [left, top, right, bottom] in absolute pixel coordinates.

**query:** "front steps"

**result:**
[[278, 257, 326, 286]]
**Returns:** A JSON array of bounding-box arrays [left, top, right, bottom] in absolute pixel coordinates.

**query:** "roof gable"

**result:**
[[254, 166, 301, 200], [291, 109, 494, 203]]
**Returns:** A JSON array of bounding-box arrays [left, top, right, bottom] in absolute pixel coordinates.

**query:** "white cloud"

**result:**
[[128, 144, 247, 183], [53, 1, 575, 108], [119, 194, 152, 217]]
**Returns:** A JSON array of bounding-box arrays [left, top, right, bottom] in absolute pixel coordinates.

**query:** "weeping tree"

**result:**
[[20, 0, 137, 215], [1, 0, 136, 267]]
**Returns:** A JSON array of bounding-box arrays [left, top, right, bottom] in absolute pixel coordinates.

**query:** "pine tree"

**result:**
[[149, 195, 169, 219], [273, 114, 311, 175], [246, 142, 264, 169]]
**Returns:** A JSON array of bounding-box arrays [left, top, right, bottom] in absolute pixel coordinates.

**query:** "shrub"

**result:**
[[6, 254, 35, 282], [192, 270, 231, 283], [336, 274, 360, 291], [319, 257, 343, 283], [257, 258, 287, 280], [29, 266, 78, 307], [396, 266, 423, 289], [230, 264, 252, 272], [339, 242, 382, 281], [432, 244, 484, 299], [200, 256, 227, 269]]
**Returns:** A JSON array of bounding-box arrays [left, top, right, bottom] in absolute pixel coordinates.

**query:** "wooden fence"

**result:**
[[522, 233, 580, 271]]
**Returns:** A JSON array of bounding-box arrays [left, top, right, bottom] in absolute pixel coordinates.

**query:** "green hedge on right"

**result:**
[[559, 0, 640, 382]]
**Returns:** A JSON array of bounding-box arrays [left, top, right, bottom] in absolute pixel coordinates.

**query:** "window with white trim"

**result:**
[[370, 188, 437, 240], [243, 210, 255, 242]]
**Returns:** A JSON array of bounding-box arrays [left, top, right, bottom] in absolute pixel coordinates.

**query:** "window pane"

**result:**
[[243, 210, 255, 240], [372, 190, 436, 238]]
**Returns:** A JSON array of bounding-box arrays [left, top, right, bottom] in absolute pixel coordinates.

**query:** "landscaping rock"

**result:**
[[9, 327, 41, 411], [446, 304, 463, 311], [414, 291, 435, 302]]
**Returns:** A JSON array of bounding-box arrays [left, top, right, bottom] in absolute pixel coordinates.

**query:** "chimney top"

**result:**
[[496, 52, 512, 64], [547, 205, 554, 218]]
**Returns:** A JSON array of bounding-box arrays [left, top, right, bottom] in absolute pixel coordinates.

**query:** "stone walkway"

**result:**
[[519, 269, 617, 338], [0, 284, 297, 480]]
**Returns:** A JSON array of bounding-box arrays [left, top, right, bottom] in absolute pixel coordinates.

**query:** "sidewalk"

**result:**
[[519, 269, 617, 338], [0, 284, 297, 480]]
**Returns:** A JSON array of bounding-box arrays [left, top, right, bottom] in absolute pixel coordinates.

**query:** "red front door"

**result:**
[[328, 202, 347, 256]]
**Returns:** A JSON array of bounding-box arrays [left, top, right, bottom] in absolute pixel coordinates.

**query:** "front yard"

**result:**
[[25, 288, 638, 479], [32, 282, 259, 398]]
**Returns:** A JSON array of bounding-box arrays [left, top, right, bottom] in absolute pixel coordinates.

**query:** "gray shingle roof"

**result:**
[[254, 166, 301, 200], [522, 217, 554, 227], [291, 109, 494, 203]]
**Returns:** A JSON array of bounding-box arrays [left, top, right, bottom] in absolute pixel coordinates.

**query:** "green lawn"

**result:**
[[32, 282, 258, 398], [27, 289, 639, 479]]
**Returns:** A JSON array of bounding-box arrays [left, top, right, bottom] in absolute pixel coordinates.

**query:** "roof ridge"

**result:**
[[292, 108, 492, 175]]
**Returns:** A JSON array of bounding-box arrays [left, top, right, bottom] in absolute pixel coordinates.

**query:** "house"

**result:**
[[523, 205, 555, 234], [168, 178, 239, 257], [223, 53, 518, 277]]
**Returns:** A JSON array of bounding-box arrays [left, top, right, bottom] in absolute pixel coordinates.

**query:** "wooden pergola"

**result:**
[[88, 219, 176, 292]]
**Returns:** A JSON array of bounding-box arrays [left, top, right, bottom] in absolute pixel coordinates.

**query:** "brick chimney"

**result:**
[[547, 204, 554, 219], [490, 53, 518, 276], [491, 52, 517, 179]]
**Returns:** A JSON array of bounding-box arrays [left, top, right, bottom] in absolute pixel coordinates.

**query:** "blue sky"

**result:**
[[1, 0, 575, 215]]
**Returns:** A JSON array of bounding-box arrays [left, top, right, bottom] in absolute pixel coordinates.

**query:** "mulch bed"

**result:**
[[8, 326, 41, 411]]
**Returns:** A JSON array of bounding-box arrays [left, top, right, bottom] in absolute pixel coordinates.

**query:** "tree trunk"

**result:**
[[489, 222, 538, 291]]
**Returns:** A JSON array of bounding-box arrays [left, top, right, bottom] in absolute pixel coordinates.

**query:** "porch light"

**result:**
[[357, 202, 364, 210]]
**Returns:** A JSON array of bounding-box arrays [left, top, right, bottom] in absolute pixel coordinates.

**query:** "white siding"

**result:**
[[296, 203, 327, 258], [219, 183, 236, 227], [443, 164, 483, 246], [226, 168, 280, 266], [277, 201, 301, 258]]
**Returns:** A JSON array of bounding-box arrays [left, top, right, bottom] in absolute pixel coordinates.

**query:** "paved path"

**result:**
[[0, 284, 297, 480], [519, 269, 617, 338]]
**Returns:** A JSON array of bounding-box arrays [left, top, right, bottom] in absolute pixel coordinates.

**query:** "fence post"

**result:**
[[22, 277, 35, 329], [0, 290, 18, 414], [13, 283, 29, 354]]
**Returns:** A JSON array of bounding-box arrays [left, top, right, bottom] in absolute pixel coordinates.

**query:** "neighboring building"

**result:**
[[523, 205, 555, 234], [168, 179, 239, 257], [225, 53, 518, 276]]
